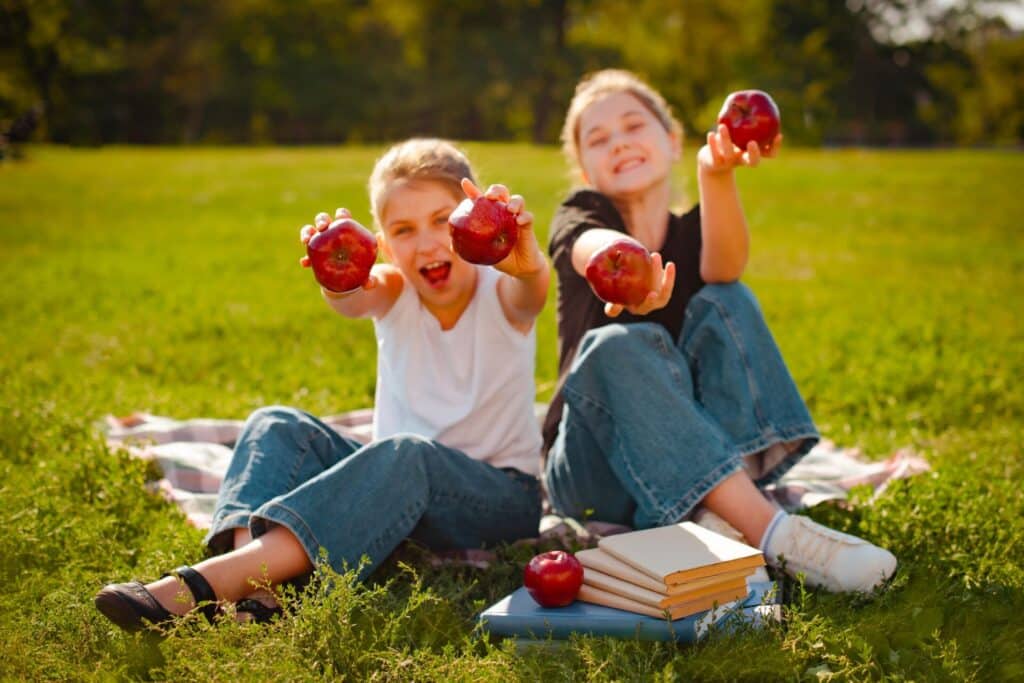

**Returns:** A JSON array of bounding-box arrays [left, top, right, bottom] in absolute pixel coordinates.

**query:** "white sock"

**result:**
[[758, 510, 790, 564]]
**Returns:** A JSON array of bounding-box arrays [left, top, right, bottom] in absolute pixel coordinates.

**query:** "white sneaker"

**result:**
[[767, 515, 897, 594]]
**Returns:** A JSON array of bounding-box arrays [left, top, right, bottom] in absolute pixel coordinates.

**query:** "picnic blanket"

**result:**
[[102, 408, 929, 565]]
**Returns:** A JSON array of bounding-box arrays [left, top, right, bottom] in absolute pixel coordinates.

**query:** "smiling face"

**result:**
[[378, 179, 477, 318], [577, 91, 680, 200]]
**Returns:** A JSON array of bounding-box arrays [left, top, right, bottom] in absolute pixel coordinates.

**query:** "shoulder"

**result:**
[[550, 189, 625, 258]]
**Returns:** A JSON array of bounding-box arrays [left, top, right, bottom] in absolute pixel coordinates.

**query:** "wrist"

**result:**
[[322, 286, 357, 300]]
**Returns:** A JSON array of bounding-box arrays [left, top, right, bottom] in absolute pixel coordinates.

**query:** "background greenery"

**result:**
[[3, 0, 1024, 147], [1, 144, 1022, 680]]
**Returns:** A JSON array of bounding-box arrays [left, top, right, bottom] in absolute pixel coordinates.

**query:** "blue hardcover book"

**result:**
[[478, 578, 779, 643]]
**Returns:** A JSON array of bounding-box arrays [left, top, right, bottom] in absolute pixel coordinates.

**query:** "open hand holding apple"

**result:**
[[523, 550, 584, 608], [448, 179, 521, 266], [718, 90, 781, 153], [300, 209, 379, 293], [585, 238, 676, 317]]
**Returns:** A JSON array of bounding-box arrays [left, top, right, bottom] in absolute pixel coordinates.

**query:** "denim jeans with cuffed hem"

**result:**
[[544, 282, 819, 530], [204, 406, 542, 580]]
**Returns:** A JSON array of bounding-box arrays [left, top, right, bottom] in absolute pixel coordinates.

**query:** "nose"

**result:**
[[416, 228, 448, 256]]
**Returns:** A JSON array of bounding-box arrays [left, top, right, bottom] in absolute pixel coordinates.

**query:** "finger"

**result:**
[[299, 255, 311, 268], [604, 302, 623, 318], [745, 141, 761, 167], [765, 133, 783, 158], [718, 123, 735, 153], [485, 184, 510, 203], [707, 132, 724, 167], [335, 207, 352, 219], [516, 209, 534, 227], [362, 275, 377, 290], [507, 194, 524, 215], [659, 261, 677, 301], [300, 224, 315, 244], [649, 252, 664, 291], [315, 212, 331, 230], [461, 177, 482, 200]]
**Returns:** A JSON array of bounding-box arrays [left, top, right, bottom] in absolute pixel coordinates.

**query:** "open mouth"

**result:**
[[419, 260, 452, 286], [614, 157, 645, 174]]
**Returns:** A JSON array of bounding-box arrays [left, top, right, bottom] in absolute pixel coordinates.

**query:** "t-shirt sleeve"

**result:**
[[548, 189, 627, 273]]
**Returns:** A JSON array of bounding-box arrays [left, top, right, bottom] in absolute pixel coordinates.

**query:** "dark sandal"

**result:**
[[94, 565, 219, 632], [235, 598, 284, 623]]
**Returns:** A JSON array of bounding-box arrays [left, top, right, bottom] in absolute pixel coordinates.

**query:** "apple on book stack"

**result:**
[[575, 521, 765, 620]]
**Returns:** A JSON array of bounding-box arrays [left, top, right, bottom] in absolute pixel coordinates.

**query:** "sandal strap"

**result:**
[[170, 565, 219, 624]]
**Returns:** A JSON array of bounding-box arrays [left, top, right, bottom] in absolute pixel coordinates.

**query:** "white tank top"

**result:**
[[371, 267, 541, 475]]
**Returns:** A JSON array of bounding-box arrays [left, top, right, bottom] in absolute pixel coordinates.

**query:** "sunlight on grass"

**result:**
[[1, 145, 1021, 680]]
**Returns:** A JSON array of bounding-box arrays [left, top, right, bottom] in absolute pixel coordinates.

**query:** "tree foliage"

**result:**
[[1, 0, 1020, 145]]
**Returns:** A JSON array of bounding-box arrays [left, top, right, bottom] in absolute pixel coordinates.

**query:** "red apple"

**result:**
[[585, 238, 653, 307], [306, 218, 378, 293], [448, 196, 519, 265], [717, 90, 781, 152], [523, 550, 584, 608]]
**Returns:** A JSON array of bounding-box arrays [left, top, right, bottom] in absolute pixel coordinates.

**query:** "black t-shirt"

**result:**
[[542, 189, 705, 455]]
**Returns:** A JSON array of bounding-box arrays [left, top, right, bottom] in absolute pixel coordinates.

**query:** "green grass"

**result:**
[[1, 144, 1022, 681]]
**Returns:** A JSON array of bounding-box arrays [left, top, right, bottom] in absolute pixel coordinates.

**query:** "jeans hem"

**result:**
[[733, 423, 820, 487], [250, 501, 324, 568], [203, 510, 252, 549], [653, 455, 745, 527]]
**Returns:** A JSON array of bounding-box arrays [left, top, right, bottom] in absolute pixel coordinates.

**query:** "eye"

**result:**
[[626, 120, 645, 132], [587, 134, 609, 148], [391, 225, 412, 237], [434, 215, 450, 226]]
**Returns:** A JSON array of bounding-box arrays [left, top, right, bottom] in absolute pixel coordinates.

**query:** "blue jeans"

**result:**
[[545, 283, 818, 530], [204, 407, 542, 580]]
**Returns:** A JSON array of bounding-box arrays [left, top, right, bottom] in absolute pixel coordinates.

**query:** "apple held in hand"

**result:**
[[585, 238, 654, 307], [448, 196, 519, 265], [717, 90, 781, 152], [524, 550, 584, 608], [307, 218, 378, 293]]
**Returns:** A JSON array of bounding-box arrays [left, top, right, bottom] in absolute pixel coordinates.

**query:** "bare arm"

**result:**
[[320, 263, 403, 319], [697, 124, 783, 282]]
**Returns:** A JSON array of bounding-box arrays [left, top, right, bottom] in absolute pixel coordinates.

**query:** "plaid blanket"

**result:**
[[102, 408, 929, 564]]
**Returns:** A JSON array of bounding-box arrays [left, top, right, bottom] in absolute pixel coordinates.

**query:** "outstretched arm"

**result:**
[[698, 124, 783, 282], [462, 179, 551, 332]]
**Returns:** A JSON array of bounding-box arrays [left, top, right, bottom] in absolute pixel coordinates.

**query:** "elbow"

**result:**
[[700, 260, 746, 284]]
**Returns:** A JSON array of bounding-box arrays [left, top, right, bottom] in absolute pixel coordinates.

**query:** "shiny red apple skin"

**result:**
[[448, 196, 519, 266], [523, 550, 584, 608], [306, 218, 378, 293], [717, 90, 781, 152], [585, 238, 653, 307]]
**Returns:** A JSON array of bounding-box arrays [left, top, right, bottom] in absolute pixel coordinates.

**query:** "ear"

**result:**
[[377, 231, 392, 262], [670, 130, 683, 161]]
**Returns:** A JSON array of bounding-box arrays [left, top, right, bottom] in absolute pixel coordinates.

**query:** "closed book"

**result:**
[[577, 582, 750, 620], [478, 575, 778, 643], [598, 521, 765, 585], [575, 547, 754, 595], [583, 567, 749, 609]]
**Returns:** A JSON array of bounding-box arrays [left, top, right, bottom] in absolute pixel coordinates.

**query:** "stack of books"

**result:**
[[575, 521, 765, 620]]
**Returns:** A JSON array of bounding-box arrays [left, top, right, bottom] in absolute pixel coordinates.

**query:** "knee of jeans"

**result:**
[[369, 433, 434, 478], [578, 322, 672, 367], [696, 282, 762, 318], [585, 323, 671, 360], [247, 405, 309, 427]]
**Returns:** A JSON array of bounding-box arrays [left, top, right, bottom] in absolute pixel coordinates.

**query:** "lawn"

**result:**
[[1, 144, 1022, 681]]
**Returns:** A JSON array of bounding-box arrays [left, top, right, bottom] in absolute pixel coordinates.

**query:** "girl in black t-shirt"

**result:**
[[543, 69, 896, 594]]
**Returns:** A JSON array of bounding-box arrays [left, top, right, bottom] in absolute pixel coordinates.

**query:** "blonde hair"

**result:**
[[560, 69, 683, 177], [368, 138, 475, 228]]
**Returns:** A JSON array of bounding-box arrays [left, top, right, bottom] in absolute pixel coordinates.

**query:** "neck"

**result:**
[[609, 180, 672, 250], [422, 267, 478, 331]]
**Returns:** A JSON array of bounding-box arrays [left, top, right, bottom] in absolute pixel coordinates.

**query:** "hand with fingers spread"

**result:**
[[699, 123, 783, 176], [582, 235, 676, 318], [299, 208, 379, 295]]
